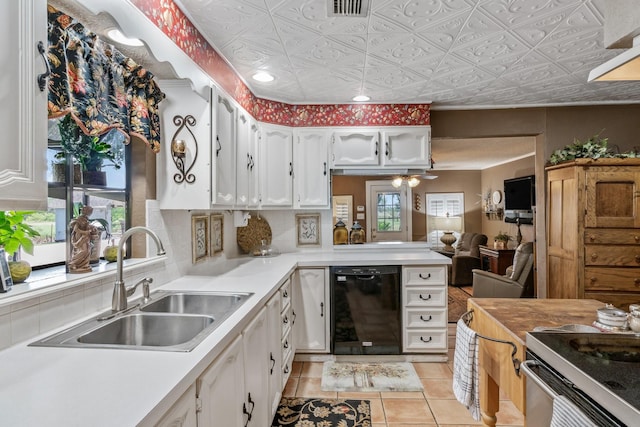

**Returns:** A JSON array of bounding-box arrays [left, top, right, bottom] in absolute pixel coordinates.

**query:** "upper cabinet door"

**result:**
[[585, 167, 640, 228], [213, 92, 237, 207], [157, 81, 213, 210], [260, 124, 293, 207], [235, 109, 251, 208], [294, 129, 330, 208], [382, 127, 431, 167], [331, 130, 380, 167], [0, 0, 48, 210]]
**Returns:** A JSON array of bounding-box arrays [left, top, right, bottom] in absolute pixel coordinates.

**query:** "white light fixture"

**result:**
[[252, 71, 275, 82], [589, 35, 640, 81], [352, 95, 370, 102], [106, 28, 143, 47], [391, 177, 403, 188], [391, 175, 420, 188]]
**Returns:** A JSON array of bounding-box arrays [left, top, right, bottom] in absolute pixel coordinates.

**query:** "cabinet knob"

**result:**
[[283, 315, 288, 324], [590, 277, 597, 283], [635, 236, 640, 242], [589, 235, 596, 241], [634, 278, 640, 286], [591, 253, 598, 260], [636, 255, 640, 264]]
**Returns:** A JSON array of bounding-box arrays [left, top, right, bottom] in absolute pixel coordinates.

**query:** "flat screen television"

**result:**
[[503, 175, 535, 224]]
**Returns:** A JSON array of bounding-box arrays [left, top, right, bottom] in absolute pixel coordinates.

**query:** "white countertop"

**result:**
[[0, 249, 449, 426]]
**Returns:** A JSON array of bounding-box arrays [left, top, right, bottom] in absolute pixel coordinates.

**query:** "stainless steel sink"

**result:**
[[30, 291, 253, 352], [77, 313, 214, 347], [140, 291, 251, 316]]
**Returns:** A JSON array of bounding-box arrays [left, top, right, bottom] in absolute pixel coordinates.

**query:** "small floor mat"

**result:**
[[271, 397, 371, 426], [321, 361, 423, 392]]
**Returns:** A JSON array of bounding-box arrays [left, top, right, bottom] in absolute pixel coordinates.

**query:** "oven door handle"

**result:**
[[520, 360, 558, 399]]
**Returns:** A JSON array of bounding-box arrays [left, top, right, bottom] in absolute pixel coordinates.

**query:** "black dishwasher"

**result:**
[[330, 266, 401, 355]]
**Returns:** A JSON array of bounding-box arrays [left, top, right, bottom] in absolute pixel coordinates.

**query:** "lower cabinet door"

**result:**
[[197, 336, 245, 427], [242, 308, 270, 427], [155, 384, 197, 427]]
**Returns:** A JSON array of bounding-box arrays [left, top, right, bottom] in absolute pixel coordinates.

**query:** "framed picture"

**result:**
[[296, 213, 321, 247], [210, 213, 224, 254], [0, 249, 13, 292], [191, 214, 209, 263]]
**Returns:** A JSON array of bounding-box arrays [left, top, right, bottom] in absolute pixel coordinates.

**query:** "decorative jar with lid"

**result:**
[[333, 220, 348, 245], [349, 221, 365, 244]]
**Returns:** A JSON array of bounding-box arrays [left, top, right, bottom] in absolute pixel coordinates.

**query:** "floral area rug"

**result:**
[[271, 397, 371, 426], [321, 362, 423, 392]]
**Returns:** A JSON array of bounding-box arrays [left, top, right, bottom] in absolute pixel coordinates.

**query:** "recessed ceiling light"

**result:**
[[106, 28, 143, 47], [252, 71, 275, 82], [352, 95, 370, 102]]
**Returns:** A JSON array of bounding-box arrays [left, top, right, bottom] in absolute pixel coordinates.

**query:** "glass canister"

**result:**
[[349, 221, 365, 244], [333, 219, 348, 245]]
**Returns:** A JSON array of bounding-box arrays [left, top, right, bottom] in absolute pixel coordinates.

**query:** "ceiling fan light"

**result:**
[[407, 177, 420, 187], [391, 177, 403, 188]]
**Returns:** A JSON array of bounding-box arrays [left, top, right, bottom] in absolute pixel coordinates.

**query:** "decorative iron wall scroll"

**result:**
[[171, 114, 198, 184]]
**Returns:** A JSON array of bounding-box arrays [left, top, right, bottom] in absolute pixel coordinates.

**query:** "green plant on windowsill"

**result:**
[[548, 132, 640, 165], [55, 115, 123, 173], [0, 211, 40, 283]]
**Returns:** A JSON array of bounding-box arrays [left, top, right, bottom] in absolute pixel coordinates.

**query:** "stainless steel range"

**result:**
[[525, 332, 640, 426]]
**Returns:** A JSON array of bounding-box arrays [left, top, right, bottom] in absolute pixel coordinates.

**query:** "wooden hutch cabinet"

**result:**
[[546, 158, 640, 309]]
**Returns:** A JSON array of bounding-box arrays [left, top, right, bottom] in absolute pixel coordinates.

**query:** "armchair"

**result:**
[[471, 242, 534, 298], [450, 232, 488, 287]]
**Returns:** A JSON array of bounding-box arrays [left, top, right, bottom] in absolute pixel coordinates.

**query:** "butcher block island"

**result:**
[[466, 298, 605, 427]]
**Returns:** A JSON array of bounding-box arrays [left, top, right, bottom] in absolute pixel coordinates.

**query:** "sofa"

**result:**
[[450, 232, 488, 287]]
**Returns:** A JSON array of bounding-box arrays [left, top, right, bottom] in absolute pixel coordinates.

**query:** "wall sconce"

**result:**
[[170, 114, 198, 184]]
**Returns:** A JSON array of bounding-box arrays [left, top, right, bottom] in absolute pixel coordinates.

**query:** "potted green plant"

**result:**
[[0, 211, 40, 283], [56, 115, 123, 185], [548, 132, 639, 165], [494, 231, 511, 249]]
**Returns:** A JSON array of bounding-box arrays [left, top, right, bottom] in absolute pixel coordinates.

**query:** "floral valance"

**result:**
[[46, 5, 165, 153]]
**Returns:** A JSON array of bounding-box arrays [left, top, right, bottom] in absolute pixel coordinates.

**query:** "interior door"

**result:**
[[366, 181, 410, 242]]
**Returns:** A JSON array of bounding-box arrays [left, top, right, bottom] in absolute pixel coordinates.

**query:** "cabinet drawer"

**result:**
[[404, 287, 446, 307], [280, 280, 292, 312], [403, 267, 446, 286], [585, 246, 640, 266], [584, 292, 640, 311], [403, 329, 447, 352], [282, 350, 294, 388], [282, 309, 292, 338], [282, 333, 293, 356], [404, 308, 447, 329], [585, 229, 640, 245], [585, 267, 640, 292]]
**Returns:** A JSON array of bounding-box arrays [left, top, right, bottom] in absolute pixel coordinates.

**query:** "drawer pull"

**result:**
[[283, 290, 288, 298], [589, 234, 596, 241], [419, 294, 432, 301], [635, 278, 640, 286], [284, 365, 290, 374], [284, 340, 289, 349], [420, 336, 433, 343], [635, 236, 640, 242], [419, 273, 431, 280], [270, 353, 276, 375], [283, 315, 289, 324], [420, 315, 432, 322], [591, 253, 598, 260], [636, 255, 640, 264], [590, 277, 597, 283]]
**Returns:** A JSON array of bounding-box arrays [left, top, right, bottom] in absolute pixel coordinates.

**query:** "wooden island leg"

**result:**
[[480, 366, 499, 427]]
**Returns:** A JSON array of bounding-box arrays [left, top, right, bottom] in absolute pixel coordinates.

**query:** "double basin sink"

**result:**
[[30, 291, 253, 352]]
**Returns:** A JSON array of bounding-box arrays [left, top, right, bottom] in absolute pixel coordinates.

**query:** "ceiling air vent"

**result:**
[[328, 0, 370, 17]]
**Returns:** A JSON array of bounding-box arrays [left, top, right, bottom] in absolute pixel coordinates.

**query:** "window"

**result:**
[[426, 192, 464, 248], [377, 192, 402, 232]]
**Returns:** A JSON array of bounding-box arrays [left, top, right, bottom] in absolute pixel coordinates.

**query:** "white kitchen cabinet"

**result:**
[[294, 129, 330, 208], [213, 91, 237, 206], [293, 268, 330, 352], [157, 80, 213, 210], [331, 126, 431, 169], [331, 130, 380, 167], [260, 123, 293, 207], [236, 109, 260, 208], [242, 307, 270, 426], [382, 128, 431, 167], [266, 292, 283, 416], [154, 384, 197, 427], [402, 266, 448, 353], [0, 0, 48, 210], [197, 336, 246, 427]]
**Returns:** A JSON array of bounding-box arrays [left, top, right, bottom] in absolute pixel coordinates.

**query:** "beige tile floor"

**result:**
[[282, 327, 525, 427]]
